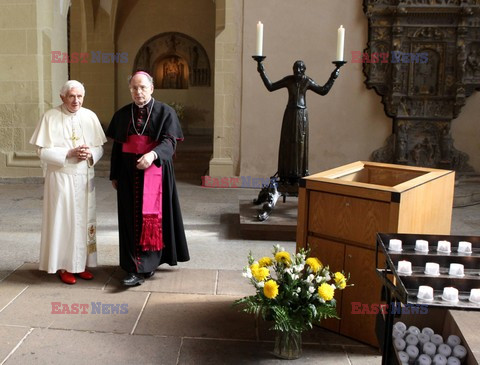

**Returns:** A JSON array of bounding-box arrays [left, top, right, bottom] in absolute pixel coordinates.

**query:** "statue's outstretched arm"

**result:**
[[257, 62, 286, 92], [309, 68, 340, 96]]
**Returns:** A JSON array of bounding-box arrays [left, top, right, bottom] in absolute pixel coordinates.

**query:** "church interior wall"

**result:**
[[239, 0, 480, 178], [0, 0, 478, 178], [115, 0, 215, 136]]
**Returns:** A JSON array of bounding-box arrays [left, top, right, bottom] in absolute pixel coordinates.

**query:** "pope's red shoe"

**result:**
[[77, 270, 94, 280], [59, 271, 76, 285]]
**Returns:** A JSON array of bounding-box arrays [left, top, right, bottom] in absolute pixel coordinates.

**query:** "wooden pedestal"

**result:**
[[296, 161, 455, 347]]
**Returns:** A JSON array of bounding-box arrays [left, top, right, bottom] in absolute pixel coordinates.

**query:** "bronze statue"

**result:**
[[257, 60, 339, 188], [253, 59, 344, 220]]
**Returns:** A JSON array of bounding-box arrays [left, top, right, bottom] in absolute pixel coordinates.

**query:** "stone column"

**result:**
[[0, 0, 68, 178], [209, 0, 242, 177]]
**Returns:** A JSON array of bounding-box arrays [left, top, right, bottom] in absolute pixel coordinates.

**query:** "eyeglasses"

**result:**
[[129, 85, 151, 93]]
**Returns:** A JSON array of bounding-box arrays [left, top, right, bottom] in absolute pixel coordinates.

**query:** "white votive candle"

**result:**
[[394, 321, 407, 332], [422, 327, 435, 337], [407, 326, 420, 336], [442, 287, 459, 302], [468, 288, 480, 304], [389, 238, 402, 251], [418, 333, 431, 347], [457, 241, 472, 254], [398, 351, 409, 364], [423, 342, 437, 358], [448, 263, 465, 277], [418, 354, 432, 365], [446, 357, 460, 365], [452, 345, 467, 361], [430, 334, 444, 346], [415, 239, 429, 252], [433, 354, 447, 365], [417, 285, 434, 301], [392, 328, 405, 339], [438, 344, 452, 358], [446, 335, 461, 349], [398, 260, 412, 274], [425, 262, 440, 276], [406, 345, 419, 361], [394, 337, 406, 351], [405, 333, 419, 347], [437, 240, 451, 253]]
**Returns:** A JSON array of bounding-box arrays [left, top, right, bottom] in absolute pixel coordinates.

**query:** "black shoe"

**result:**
[[143, 271, 155, 279], [122, 273, 145, 286]]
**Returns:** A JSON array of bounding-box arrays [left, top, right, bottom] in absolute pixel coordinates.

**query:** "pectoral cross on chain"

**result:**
[[71, 130, 80, 147]]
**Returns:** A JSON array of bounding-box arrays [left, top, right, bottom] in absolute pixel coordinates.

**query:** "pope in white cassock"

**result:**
[[30, 80, 107, 285]]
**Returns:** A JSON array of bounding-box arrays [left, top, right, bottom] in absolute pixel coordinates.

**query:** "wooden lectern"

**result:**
[[296, 161, 455, 346]]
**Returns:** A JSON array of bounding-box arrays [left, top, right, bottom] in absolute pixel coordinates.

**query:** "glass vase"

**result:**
[[273, 330, 303, 360]]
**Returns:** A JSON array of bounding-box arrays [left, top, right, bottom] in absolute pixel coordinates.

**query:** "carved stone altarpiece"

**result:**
[[364, 0, 480, 172]]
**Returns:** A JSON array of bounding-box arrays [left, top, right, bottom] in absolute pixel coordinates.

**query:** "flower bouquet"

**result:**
[[234, 245, 351, 359]]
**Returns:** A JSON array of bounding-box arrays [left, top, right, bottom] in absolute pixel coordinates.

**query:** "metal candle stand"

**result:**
[[251, 55, 347, 221], [375, 232, 480, 365]]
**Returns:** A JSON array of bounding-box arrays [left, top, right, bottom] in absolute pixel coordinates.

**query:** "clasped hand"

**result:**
[[136, 151, 156, 170], [69, 145, 91, 160]]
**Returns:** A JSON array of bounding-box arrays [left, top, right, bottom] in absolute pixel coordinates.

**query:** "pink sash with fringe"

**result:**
[[122, 135, 163, 251]]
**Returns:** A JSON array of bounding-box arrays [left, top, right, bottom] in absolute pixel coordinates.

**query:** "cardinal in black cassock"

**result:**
[[106, 71, 189, 286]]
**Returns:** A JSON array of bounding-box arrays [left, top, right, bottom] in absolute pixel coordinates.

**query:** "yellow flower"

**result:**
[[274, 251, 291, 266], [318, 283, 335, 301], [258, 257, 273, 267], [250, 263, 259, 272], [334, 272, 347, 289], [334, 272, 345, 282], [306, 257, 323, 273], [264, 280, 279, 299], [252, 267, 270, 281]]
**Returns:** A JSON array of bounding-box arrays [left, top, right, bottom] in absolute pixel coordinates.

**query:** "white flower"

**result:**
[[315, 276, 322, 283], [289, 273, 299, 280], [256, 281, 265, 288], [293, 264, 304, 272], [308, 286, 315, 294], [243, 268, 252, 279], [296, 287, 302, 293], [306, 274, 315, 283], [325, 273, 331, 281]]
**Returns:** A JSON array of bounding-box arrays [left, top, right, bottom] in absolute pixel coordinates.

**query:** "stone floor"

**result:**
[[1, 153, 480, 364]]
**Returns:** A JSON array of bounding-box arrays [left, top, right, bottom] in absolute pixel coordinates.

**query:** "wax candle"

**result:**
[[469, 288, 480, 303], [423, 342, 437, 358], [256, 21, 263, 56], [438, 344, 452, 358], [336, 25, 345, 61], [446, 335, 461, 348], [418, 354, 432, 365], [452, 345, 467, 361]]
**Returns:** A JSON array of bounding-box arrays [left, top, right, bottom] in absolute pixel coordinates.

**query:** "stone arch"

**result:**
[[133, 32, 211, 89]]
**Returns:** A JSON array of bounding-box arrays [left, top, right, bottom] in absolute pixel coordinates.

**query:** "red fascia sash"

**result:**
[[122, 135, 163, 251]]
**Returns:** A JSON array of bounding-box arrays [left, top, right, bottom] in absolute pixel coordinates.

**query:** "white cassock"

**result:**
[[30, 105, 107, 273]]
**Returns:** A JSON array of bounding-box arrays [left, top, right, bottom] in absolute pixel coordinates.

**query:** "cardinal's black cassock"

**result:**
[[106, 99, 189, 274]]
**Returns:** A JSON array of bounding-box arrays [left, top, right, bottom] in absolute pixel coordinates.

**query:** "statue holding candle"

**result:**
[[252, 23, 346, 221], [256, 60, 341, 188]]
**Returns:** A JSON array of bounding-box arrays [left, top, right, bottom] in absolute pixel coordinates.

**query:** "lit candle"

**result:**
[[336, 25, 345, 61], [256, 21, 264, 56]]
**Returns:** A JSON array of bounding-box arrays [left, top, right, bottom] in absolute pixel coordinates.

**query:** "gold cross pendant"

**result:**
[[71, 131, 80, 147]]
